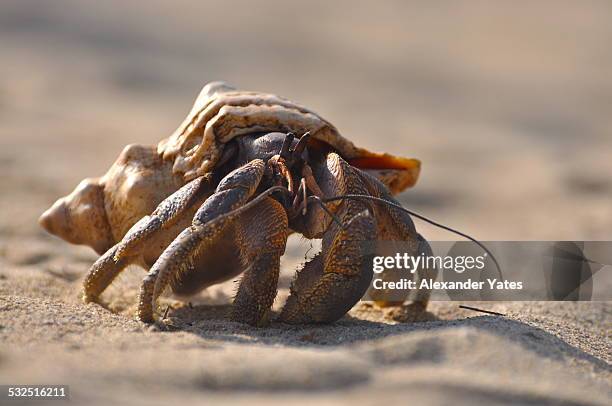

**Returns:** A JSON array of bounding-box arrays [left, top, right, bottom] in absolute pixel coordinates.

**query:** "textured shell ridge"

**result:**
[[157, 81, 420, 193]]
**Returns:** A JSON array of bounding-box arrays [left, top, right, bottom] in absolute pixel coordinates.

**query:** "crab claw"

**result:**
[[39, 178, 114, 255]]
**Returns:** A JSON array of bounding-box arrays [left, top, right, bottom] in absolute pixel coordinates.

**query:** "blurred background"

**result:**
[[1, 0, 611, 245], [1, 2, 611, 404]]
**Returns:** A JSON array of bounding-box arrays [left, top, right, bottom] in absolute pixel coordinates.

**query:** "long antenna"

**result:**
[[214, 186, 502, 276], [313, 194, 502, 276]]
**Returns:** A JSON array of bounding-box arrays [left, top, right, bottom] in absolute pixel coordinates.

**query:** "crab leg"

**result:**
[[82, 176, 210, 303], [231, 197, 288, 326], [114, 176, 210, 260], [278, 153, 375, 323], [279, 152, 434, 323], [280, 208, 376, 324], [81, 243, 127, 303], [359, 170, 439, 309], [412, 235, 436, 305], [137, 159, 270, 323]]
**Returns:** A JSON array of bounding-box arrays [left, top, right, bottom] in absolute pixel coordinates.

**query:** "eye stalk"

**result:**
[[279, 132, 295, 160], [292, 132, 310, 160], [280, 132, 310, 167]]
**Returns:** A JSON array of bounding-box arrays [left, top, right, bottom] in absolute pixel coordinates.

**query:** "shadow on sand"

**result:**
[[156, 302, 609, 374]]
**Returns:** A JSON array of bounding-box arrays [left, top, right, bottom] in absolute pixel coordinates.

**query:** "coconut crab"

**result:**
[[39, 82, 437, 325]]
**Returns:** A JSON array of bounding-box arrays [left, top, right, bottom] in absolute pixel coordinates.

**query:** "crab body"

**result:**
[[40, 82, 435, 325]]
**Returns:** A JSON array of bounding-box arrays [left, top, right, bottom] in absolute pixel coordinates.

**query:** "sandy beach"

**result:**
[[0, 1, 610, 404]]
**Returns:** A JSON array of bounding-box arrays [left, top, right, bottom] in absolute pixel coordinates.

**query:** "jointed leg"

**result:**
[[137, 159, 267, 322], [81, 243, 127, 302], [359, 170, 438, 315], [231, 197, 288, 326], [82, 176, 210, 302], [280, 209, 376, 323], [412, 234, 437, 306], [280, 152, 377, 323]]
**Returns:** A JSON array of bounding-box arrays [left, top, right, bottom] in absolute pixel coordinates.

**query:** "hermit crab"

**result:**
[[39, 82, 437, 325]]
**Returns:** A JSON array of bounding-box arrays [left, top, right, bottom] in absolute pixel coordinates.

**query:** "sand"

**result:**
[[0, 1, 611, 404], [1, 261, 610, 404]]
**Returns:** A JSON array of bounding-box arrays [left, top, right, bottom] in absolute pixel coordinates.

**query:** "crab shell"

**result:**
[[158, 81, 421, 194], [40, 82, 421, 255]]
